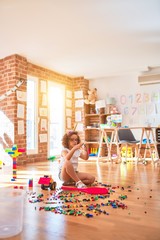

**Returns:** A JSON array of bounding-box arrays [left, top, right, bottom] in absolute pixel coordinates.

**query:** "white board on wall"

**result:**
[[114, 89, 160, 127]]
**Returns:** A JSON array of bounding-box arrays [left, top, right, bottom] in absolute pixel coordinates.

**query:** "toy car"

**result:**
[[38, 175, 56, 190]]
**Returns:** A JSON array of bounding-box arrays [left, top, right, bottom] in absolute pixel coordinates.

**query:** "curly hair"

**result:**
[[62, 131, 81, 148]]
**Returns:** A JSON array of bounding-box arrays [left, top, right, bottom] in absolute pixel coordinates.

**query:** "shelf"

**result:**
[[85, 113, 108, 117], [83, 104, 122, 160], [84, 104, 110, 155], [85, 141, 99, 144], [101, 113, 109, 116], [85, 114, 99, 117], [85, 127, 100, 130]]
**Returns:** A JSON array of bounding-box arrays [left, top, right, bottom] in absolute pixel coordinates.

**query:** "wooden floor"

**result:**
[[0, 159, 160, 240]]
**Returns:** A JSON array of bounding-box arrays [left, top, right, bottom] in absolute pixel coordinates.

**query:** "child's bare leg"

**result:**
[[60, 160, 80, 182], [77, 172, 95, 185]]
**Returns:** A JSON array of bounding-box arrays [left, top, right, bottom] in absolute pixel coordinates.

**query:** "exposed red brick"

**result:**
[[0, 54, 89, 165]]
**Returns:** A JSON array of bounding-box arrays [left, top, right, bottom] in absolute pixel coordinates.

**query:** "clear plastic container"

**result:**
[[0, 188, 25, 238]]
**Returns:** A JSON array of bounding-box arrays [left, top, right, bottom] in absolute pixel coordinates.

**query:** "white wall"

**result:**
[[89, 73, 140, 100], [89, 73, 160, 139]]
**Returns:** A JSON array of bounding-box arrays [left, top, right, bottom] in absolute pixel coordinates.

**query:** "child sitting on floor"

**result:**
[[58, 131, 95, 188]]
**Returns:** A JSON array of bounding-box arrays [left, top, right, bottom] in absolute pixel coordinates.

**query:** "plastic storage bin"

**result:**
[[0, 188, 25, 238]]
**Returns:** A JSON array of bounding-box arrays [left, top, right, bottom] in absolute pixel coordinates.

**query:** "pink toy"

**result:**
[[38, 175, 56, 190], [61, 186, 108, 195]]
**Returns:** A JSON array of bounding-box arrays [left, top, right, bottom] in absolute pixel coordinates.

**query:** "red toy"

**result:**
[[38, 175, 56, 190], [61, 186, 108, 195]]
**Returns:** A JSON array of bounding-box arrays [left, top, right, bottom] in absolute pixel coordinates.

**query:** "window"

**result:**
[[48, 82, 65, 156], [26, 76, 38, 154]]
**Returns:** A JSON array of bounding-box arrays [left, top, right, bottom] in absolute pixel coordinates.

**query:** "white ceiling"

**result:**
[[0, 0, 160, 79]]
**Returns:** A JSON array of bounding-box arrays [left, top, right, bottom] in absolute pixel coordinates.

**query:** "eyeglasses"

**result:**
[[69, 138, 78, 142]]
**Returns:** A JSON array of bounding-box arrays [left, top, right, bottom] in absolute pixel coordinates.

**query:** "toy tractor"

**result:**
[[38, 175, 56, 190]]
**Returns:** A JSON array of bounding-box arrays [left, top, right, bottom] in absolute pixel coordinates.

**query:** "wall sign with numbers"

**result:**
[[115, 91, 160, 127]]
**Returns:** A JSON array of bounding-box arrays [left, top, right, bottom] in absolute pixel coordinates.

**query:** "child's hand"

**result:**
[[74, 142, 83, 150], [81, 143, 87, 149]]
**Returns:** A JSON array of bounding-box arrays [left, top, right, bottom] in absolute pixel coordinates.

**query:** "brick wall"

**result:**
[[0, 54, 89, 164], [0, 55, 27, 163]]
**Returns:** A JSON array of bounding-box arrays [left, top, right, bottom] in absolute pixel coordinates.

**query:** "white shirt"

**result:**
[[59, 148, 81, 171]]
